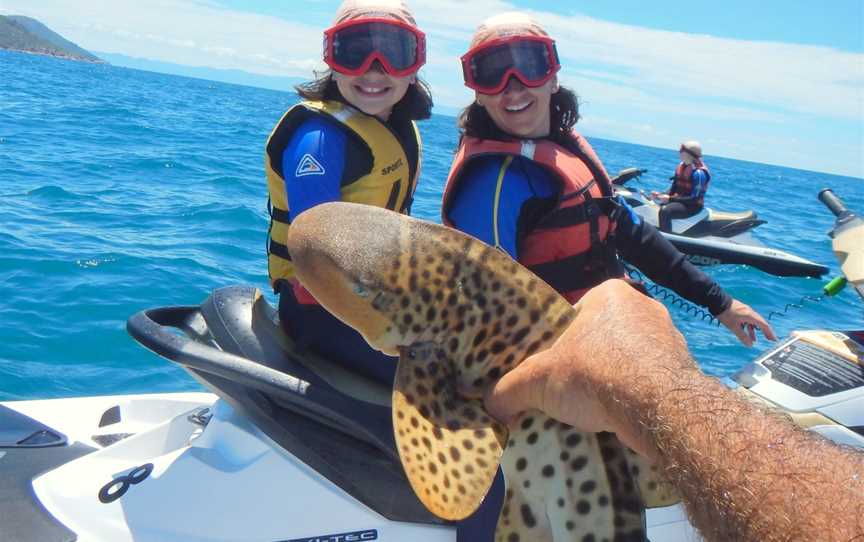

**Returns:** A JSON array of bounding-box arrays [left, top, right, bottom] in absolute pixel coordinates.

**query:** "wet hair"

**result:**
[[457, 85, 580, 144], [295, 70, 434, 121]]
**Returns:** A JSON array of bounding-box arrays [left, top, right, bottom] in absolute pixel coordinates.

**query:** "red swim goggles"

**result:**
[[461, 36, 561, 94], [323, 18, 426, 77]]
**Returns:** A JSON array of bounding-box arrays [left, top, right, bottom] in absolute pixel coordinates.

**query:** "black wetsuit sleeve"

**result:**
[[614, 210, 732, 316]]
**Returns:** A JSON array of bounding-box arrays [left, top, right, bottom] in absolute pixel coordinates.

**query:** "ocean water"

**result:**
[[1, 50, 862, 401]]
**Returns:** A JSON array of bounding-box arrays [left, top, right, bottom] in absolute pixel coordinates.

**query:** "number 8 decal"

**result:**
[[98, 463, 154, 504]]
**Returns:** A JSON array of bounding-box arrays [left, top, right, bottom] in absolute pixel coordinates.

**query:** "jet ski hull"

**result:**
[[663, 232, 830, 278], [4, 287, 860, 541]]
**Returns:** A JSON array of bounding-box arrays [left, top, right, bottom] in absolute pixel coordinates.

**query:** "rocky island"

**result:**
[[0, 15, 104, 63]]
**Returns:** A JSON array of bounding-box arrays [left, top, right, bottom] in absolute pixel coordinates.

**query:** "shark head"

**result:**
[[287, 202, 413, 355]]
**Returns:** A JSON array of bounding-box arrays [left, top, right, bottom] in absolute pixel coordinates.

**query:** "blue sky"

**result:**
[[3, 0, 863, 178]]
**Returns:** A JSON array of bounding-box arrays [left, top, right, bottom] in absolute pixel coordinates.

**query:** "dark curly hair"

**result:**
[[295, 70, 434, 121], [457, 86, 580, 144]]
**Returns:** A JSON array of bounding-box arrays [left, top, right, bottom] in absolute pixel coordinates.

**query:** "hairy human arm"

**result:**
[[486, 279, 863, 541]]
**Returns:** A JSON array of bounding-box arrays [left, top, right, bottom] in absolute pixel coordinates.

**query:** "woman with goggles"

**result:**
[[264, 0, 431, 386], [442, 14, 774, 348]]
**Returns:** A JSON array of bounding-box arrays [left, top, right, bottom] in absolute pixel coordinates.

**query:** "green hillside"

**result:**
[[0, 15, 103, 62]]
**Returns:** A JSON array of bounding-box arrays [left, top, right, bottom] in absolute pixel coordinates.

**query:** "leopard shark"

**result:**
[[287, 202, 676, 541]]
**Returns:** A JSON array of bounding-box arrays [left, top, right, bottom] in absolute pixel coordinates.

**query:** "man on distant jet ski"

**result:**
[[652, 140, 710, 232]]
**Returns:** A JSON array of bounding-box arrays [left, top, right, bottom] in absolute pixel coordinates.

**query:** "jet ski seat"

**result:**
[[707, 209, 757, 223], [127, 285, 442, 525]]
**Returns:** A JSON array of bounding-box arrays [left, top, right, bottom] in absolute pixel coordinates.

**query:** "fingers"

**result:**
[[748, 311, 777, 341], [719, 300, 777, 346], [483, 359, 546, 427], [732, 322, 754, 347]]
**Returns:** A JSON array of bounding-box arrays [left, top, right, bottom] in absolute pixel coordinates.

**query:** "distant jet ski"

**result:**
[[610, 167, 829, 278]]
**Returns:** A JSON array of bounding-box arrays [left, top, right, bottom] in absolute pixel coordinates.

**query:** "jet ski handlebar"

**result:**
[[610, 167, 647, 186], [818, 188, 851, 220], [127, 307, 336, 418]]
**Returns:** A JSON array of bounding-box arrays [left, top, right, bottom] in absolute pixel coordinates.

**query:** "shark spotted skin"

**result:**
[[288, 202, 673, 541]]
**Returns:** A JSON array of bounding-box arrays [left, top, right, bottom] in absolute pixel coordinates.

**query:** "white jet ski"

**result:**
[[1, 191, 861, 542], [611, 168, 829, 278]]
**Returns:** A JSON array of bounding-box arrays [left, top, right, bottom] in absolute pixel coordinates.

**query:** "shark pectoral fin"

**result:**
[[393, 343, 508, 521], [623, 447, 682, 508]]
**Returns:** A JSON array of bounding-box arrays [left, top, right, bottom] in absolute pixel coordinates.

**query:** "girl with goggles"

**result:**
[[264, 1, 432, 389]]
